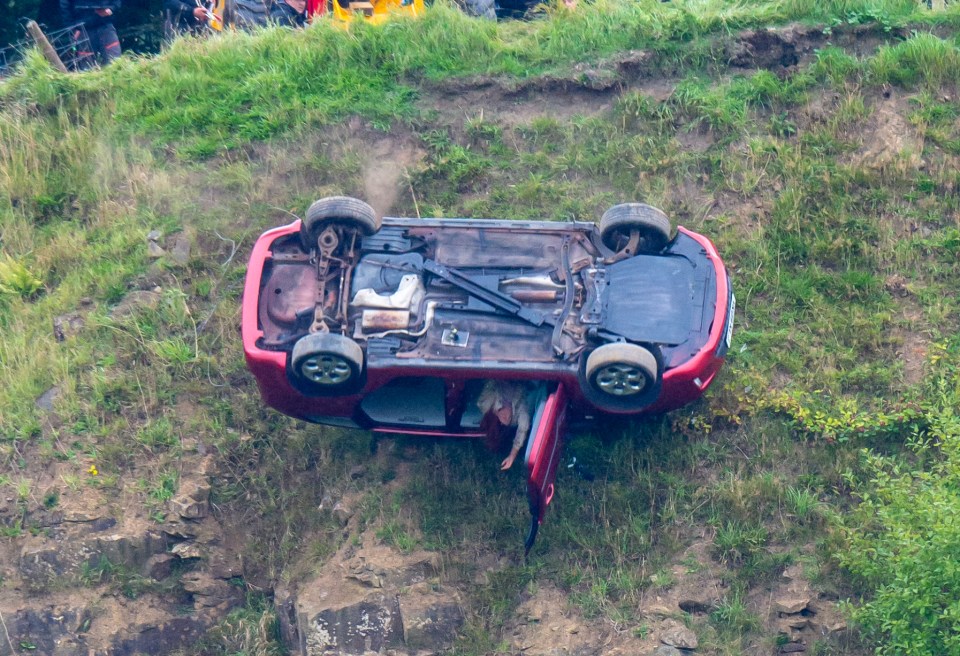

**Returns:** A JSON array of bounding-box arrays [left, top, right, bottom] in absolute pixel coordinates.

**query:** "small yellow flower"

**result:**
[[88, 465, 99, 476]]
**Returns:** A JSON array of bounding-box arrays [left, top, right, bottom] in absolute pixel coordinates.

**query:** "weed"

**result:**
[[0, 256, 43, 299], [712, 522, 769, 566], [784, 486, 822, 525], [711, 588, 760, 636]]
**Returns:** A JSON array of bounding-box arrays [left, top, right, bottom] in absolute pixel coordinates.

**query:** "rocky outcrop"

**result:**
[[281, 541, 463, 655], [772, 565, 848, 654], [0, 453, 244, 656], [18, 524, 169, 592]]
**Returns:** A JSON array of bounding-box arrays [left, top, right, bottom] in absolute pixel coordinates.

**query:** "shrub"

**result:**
[[834, 351, 960, 655]]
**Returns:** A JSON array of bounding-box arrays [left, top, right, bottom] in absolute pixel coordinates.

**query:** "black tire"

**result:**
[[290, 332, 365, 395], [580, 343, 660, 412], [599, 203, 672, 254], [459, 0, 497, 19], [300, 196, 381, 251]]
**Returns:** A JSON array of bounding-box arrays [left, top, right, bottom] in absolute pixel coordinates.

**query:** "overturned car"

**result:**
[[242, 197, 734, 549]]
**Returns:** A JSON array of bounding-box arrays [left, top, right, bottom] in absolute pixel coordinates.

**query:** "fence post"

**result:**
[[26, 21, 68, 73]]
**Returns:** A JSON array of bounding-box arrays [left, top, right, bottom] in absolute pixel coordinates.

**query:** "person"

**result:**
[[60, 0, 122, 66], [478, 380, 532, 471], [231, 0, 306, 29], [165, 0, 219, 35]]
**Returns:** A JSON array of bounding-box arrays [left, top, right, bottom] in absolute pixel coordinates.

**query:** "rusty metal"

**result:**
[[509, 290, 560, 302], [361, 309, 410, 330]]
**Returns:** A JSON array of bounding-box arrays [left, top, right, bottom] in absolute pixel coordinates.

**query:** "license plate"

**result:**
[[724, 292, 736, 350]]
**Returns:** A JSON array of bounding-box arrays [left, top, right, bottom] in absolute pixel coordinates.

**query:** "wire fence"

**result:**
[[0, 23, 97, 79], [0, 41, 24, 79], [50, 24, 97, 71]]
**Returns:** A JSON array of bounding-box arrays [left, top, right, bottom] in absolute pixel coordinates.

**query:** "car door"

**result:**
[[523, 382, 568, 553]]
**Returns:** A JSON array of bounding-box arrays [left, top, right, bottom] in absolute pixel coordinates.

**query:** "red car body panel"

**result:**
[[526, 383, 568, 522]]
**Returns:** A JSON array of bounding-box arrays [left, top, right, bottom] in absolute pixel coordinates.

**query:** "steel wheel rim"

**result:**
[[595, 363, 647, 396], [301, 354, 353, 385]]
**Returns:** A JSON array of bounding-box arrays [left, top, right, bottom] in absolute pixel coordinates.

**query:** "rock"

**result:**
[[809, 618, 847, 635], [62, 506, 107, 523], [111, 614, 218, 655], [1, 606, 85, 655], [786, 617, 809, 630], [333, 500, 354, 526], [182, 572, 242, 609], [347, 564, 385, 588], [1, 601, 223, 656], [779, 643, 807, 653], [35, 385, 62, 412], [170, 479, 211, 519], [148, 241, 167, 258], [651, 647, 684, 656], [145, 553, 176, 580], [53, 312, 85, 341], [781, 564, 804, 582], [170, 230, 193, 266], [19, 529, 168, 591], [291, 547, 458, 656], [775, 596, 811, 615], [640, 604, 674, 619], [171, 541, 204, 560], [660, 621, 698, 650], [275, 584, 300, 648], [110, 290, 161, 319], [679, 595, 718, 614], [398, 590, 464, 652], [89, 516, 118, 532], [147, 229, 163, 241], [301, 595, 404, 655]]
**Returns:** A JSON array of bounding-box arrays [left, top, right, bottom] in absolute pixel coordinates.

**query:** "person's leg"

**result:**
[[91, 23, 121, 64]]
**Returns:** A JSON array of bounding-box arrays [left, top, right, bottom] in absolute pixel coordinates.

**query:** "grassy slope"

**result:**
[[2, 0, 960, 654]]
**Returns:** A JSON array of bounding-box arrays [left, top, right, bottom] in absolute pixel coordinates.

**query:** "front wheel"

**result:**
[[290, 332, 365, 396], [579, 342, 660, 412]]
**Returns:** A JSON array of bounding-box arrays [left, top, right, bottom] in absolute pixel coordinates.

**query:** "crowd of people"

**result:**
[[60, 0, 310, 66]]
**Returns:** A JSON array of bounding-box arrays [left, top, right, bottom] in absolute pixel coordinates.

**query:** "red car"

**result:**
[[242, 197, 734, 549]]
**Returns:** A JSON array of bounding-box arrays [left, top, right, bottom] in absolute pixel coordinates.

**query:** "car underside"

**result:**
[[243, 197, 733, 551]]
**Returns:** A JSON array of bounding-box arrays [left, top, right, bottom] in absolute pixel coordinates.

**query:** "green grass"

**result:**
[[2, 1, 960, 654]]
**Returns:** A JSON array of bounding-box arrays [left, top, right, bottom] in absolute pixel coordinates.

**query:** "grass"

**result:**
[[1, 1, 960, 654]]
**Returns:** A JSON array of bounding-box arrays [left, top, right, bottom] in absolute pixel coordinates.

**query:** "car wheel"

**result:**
[[599, 203, 672, 254], [301, 196, 381, 251], [290, 332, 365, 395], [580, 342, 660, 411]]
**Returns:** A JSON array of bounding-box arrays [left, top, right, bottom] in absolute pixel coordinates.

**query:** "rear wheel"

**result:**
[[290, 332, 365, 395], [600, 203, 672, 254], [301, 196, 380, 251], [580, 343, 660, 412]]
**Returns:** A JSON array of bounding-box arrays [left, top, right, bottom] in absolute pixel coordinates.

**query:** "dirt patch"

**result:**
[[361, 135, 427, 218], [509, 583, 652, 655], [849, 90, 923, 174], [884, 277, 931, 387], [422, 78, 616, 129]]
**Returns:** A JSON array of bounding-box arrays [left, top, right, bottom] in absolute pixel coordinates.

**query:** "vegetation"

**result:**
[[1, 0, 960, 654]]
